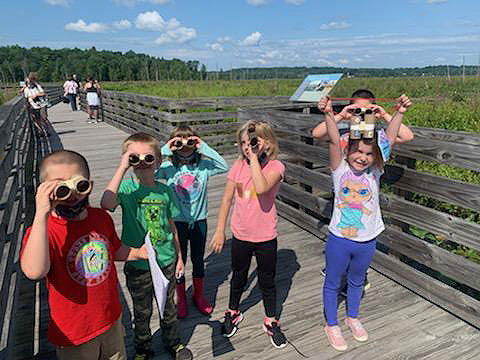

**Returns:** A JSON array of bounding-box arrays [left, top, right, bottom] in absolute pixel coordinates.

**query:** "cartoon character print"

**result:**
[[336, 170, 373, 238], [143, 201, 167, 248], [172, 171, 202, 206]]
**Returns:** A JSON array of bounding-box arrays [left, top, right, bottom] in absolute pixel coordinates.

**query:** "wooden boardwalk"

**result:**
[[37, 103, 480, 359]]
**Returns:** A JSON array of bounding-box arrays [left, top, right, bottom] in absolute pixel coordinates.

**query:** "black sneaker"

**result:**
[[263, 321, 287, 349], [169, 344, 193, 360], [134, 347, 155, 360], [221, 310, 244, 338]]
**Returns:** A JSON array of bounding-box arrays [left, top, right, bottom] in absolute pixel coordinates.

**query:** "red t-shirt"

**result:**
[[21, 207, 122, 347]]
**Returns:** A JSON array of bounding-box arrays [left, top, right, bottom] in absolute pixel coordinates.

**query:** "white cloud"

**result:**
[[217, 36, 232, 43], [286, 0, 304, 4], [427, 0, 448, 4], [112, 19, 132, 30], [338, 59, 349, 65], [240, 32, 262, 46], [135, 11, 167, 31], [208, 43, 224, 52], [155, 27, 197, 45], [113, 0, 172, 6], [45, 0, 70, 6], [319, 21, 351, 31], [247, 0, 269, 6], [64, 20, 109, 33]]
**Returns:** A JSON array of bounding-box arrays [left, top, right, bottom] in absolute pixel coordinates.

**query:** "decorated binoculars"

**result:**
[[129, 153, 155, 166], [247, 124, 258, 148], [350, 107, 376, 139], [173, 138, 197, 149], [55, 175, 92, 200]]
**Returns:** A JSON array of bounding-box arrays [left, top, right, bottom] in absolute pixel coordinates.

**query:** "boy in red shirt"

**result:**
[[20, 150, 147, 360]]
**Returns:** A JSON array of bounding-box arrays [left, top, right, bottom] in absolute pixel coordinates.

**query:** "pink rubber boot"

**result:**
[[176, 280, 188, 319], [192, 277, 213, 315]]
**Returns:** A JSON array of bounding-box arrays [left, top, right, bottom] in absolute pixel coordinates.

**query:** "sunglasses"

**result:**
[[129, 153, 156, 167], [55, 175, 92, 200], [173, 138, 197, 149]]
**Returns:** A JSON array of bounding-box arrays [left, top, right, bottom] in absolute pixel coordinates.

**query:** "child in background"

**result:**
[[21, 150, 147, 360], [156, 125, 228, 318], [318, 95, 411, 351], [210, 121, 288, 349], [101, 133, 192, 360]]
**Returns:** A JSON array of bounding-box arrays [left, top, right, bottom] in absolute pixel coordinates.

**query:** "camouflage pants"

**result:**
[[124, 262, 180, 351]]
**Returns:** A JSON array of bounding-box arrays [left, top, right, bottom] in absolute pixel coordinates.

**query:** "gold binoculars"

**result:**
[[55, 175, 92, 200], [129, 153, 156, 166], [247, 124, 258, 148], [173, 138, 197, 150], [350, 108, 376, 140]]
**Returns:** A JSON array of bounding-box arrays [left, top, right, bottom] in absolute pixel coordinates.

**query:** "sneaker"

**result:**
[[263, 320, 287, 349], [324, 325, 347, 351], [169, 344, 193, 360], [345, 318, 368, 342], [134, 347, 155, 360], [364, 276, 371, 291], [221, 310, 244, 338]]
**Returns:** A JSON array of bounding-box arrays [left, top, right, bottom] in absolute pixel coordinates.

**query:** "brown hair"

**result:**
[[40, 150, 90, 182], [122, 132, 161, 159], [168, 125, 198, 140], [236, 121, 279, 160], [346, 136, 384, 170], [28, 72, 38, 83]]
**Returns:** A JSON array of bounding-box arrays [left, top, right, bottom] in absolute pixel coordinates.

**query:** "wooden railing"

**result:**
[[0, 89, 62, 359], [239, 106, 480, 329]]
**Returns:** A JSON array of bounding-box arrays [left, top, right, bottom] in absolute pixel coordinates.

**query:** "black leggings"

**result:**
[[229, 236, 277, 318], [176, 220, 207, 278]]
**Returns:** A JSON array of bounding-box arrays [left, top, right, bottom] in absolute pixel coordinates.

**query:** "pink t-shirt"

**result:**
[[228, 159, 285, 242]]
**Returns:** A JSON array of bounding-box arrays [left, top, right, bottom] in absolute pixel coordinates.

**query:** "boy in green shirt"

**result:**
[[101, 133, 192, 360]]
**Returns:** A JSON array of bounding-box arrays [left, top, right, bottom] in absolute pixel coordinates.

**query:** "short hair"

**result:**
[[122, 132, 161, 159], [40, 150, 90, 182], [351, 89, 376, 104], [236, 121, 279, 160], [28, 72, 38, 83], [168, 125, 198, 140]]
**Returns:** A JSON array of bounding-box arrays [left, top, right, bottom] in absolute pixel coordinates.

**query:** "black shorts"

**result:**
[[89, 105, 99, 110]]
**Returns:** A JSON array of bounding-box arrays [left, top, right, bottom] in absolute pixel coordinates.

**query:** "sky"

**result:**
[[1, 0, 479, 70]]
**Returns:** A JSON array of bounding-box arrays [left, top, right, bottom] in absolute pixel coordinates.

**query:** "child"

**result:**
[[20, 150, 148, 360], [101, 133, 192, 360], [312, 89, 414, 144], [156, 125, 228, 318], [318, 94, 412, 351], [210, 121, 288, 349]]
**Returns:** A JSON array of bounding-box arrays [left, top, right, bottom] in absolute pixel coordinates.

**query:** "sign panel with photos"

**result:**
[[290, 73, 343, 102]]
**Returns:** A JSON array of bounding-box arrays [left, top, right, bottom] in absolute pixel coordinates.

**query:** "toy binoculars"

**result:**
[[129, 153, 155, 166], [55, 175, 92, 200], [247, 124, 259, 148], [350, 107, 376, 139], [173, 138, 197, 150]]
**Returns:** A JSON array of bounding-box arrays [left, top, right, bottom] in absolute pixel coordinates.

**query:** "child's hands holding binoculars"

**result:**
[[167, 136, 202, 151], [35, 181, 59, 215]]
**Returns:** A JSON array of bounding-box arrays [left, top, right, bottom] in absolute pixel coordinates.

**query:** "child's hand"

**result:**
[[370, 104, 388, 119], [167, 137, 182, 151], [395, 94, 412, 113], [249, 137, 266, 157], [338, 104, 358, 120], [120, 151, 132, 171], [175, 258, 185, 278], [317, 97, 333, 114], [188, 136, 203, 149], [137, 244, 148, 260], [35, 181, 58, 215], [210, 231, 225, 254]]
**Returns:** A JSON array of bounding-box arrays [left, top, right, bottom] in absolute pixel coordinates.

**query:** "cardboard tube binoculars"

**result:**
[[55, 175, 92, 200], [350, 107, 376, 139], [129, 153, 156, 167], [247, 124, 258, 148], [173, 138, 197, 150]]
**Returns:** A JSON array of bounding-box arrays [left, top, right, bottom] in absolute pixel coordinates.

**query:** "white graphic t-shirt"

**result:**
[[328, 159, 385, 242]]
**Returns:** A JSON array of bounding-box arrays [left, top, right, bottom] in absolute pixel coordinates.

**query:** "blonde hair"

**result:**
[[236, 121, 279, 160], [169, 124, 198, 140], [122, 132, 161, 159], [40, 150, 90, 182]]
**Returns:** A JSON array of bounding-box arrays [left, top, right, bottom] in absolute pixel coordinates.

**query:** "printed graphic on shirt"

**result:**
[[336, 170, 373, 239], [236, 182, 257, 199], [141, 199, 167, 247], [67, 231, 111, 287], [171, 170, 202, 206]]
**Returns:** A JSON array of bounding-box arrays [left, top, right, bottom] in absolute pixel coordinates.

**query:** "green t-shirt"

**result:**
[[118, 177, 180, 269]]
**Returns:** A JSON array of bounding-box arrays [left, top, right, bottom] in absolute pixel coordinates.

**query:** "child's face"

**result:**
[[45, 163, 90, 206], [353, 98, 373, 108], [176, 136, 195, 157], [339, 179, 371, 203], [127, 142, 159, 176], [240, 130, 267, 158], [347, 140, 376, 172]]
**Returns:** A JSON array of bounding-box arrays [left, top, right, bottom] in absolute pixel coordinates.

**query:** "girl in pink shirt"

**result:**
[[210, 121, 287, 349]]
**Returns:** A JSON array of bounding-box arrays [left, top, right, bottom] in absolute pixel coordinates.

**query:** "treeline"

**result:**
[[210, 65, 480, 80], [0, 45, 207, 83]]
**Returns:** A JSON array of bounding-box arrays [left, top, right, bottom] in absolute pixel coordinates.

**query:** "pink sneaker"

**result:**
[[345, 318, 368, 342], [324, 325, 347, 351]]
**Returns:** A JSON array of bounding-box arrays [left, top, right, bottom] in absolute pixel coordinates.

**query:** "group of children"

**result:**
[[20, 88, 412, 359]]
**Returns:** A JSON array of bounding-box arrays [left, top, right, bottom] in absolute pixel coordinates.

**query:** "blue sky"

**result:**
[[1, 0, 479, 70]]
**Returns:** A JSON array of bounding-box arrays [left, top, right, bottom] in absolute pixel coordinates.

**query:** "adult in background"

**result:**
[[84, 77, 101, 123], [24, 72, 51, 137], [63, 75, 78, 111], [72, 74, 81, 109]]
